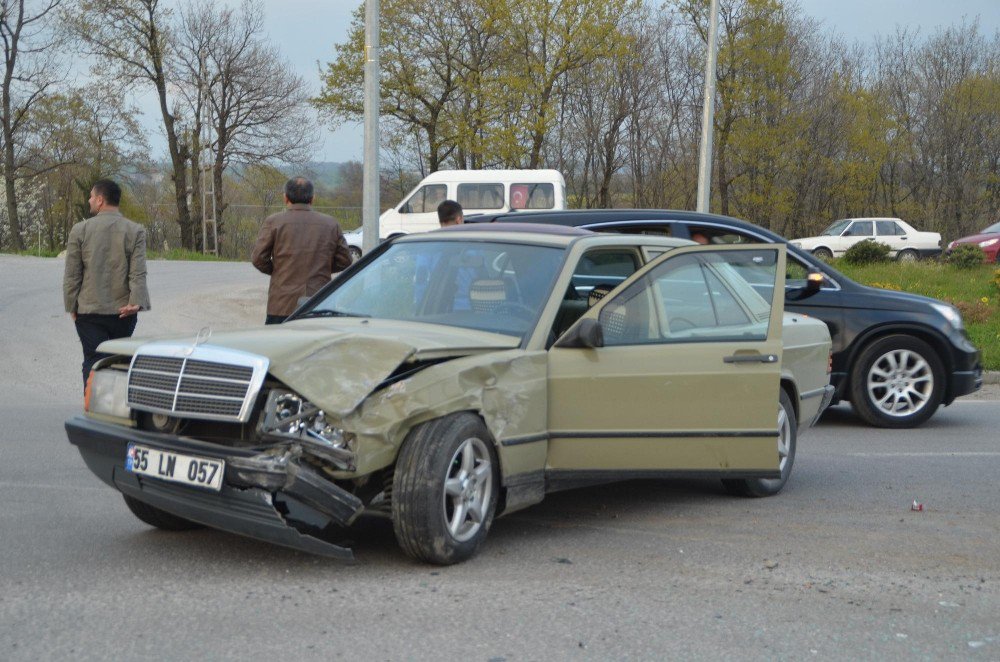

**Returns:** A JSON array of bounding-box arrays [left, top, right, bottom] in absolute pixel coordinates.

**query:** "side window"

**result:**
[[875, 220, 904, 236], [401, 185, 447, 214], [571, 250, 640, 295], [457, 183, 504, 210], [598, 249, 777, 346], [510, 183, 555, 210], [845, 221, 873, 237]]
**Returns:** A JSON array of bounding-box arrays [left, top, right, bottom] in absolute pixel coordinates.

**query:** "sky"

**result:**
[[132, 0, 1000, 165]]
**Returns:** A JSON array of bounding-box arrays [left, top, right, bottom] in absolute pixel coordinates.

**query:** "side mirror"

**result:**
[[555, 318, 604, 349], [804, 272, 825, 293]]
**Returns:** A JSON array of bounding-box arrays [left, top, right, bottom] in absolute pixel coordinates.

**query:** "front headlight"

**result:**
[[930, 303, 964, 330], [259, 390, 355, 466], [85, 369, 131, 419], [979, 238, 998, 248]]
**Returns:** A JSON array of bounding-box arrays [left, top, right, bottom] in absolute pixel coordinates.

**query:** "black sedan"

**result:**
[[467, 209, 982, 428]]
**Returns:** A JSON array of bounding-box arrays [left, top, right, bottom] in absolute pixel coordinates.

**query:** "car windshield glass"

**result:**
[[820, 219, 851, 236], [309, 240, 566, 339], [982, 221, 1000, 234]]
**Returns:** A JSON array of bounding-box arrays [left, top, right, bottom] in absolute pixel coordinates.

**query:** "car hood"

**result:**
[[951, 232, 998, 245], [840, 283, 950, 313], [99, 318, 521, 416]]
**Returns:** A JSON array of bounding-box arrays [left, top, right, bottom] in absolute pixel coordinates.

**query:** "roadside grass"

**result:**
[[148, 248, 231, 261], [1, 248, 62, 257], [831, 259, 1000, 370]]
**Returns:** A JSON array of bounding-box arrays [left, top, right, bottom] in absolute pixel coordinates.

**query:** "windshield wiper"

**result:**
[[294, 309, 369, 319]]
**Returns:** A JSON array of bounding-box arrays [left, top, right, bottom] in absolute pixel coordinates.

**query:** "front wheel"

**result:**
[[897, 249, 918, 262], [122, 494, 203, 531], [812, 247, 833, 261], [849, 335, 944, 428], [723, 389, 796, 497], [392, 413, 499, 565]]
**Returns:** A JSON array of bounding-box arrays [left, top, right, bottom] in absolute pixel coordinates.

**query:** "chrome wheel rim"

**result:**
[[777, 404, 791, 473], [899, 251, 917, 262], [443, 436, 493, 542], [866, 349, 934, 417]]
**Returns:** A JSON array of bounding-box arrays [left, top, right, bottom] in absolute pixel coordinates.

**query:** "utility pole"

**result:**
[[200, 54, 218, 255], [361, 0, 380, 254], [696, 0, 720, 214]]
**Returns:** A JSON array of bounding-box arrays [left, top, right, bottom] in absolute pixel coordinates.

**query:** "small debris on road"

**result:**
[[911, 499, 924, 512]]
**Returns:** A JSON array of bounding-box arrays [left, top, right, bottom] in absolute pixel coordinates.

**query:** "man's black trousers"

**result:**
[[75, 314, 138, 388]]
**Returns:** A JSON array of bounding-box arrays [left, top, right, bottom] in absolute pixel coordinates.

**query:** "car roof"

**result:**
[[465, 208, 787, 241], [418, 169, 564, 183], [396, 222, 696, 249]]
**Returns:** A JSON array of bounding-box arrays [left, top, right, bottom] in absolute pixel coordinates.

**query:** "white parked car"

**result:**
[[791, 218, 941, 261]]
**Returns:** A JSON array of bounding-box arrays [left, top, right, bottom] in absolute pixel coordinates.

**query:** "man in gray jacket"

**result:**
[[63, 179, 150, 388]]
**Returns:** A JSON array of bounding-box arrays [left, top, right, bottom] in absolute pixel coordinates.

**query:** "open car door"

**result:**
[[546, 244, 786, 484]]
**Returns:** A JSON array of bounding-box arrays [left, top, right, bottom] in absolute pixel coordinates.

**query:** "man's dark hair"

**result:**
[[285, 177, 314, 204], [437, 199, 463, 225], [92, 179, 122, 206]]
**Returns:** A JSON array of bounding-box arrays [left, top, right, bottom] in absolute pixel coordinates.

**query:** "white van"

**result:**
[[344, 169, 566, 257]]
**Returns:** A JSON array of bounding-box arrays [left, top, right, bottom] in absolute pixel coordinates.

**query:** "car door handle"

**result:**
[[900, 236, 907, 240], [724, 353, 778, 364]]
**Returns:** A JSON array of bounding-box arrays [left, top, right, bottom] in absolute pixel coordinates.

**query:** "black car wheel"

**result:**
[[812, 247, 833, 260], [392, 413, 499, 565], [849, 334, 945, 428], [122, 494, 203, 531], [723, 389, 796, 498]]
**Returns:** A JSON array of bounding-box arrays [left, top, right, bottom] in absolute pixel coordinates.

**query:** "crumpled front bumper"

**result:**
[[65, 416, 363, 560]]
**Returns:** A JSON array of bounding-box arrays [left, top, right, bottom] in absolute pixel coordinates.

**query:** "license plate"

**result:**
[[125, 443, 225, 492]]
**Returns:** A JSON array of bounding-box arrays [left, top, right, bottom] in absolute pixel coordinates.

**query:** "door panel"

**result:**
[[547, 245, 786, 474]]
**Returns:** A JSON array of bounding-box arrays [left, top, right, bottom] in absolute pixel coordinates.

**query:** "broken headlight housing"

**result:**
[[258, 389, 355, 470], [85, 368, 131, 420]]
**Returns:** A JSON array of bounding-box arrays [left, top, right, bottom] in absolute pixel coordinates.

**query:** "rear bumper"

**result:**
[[65, 416, 363, 560]]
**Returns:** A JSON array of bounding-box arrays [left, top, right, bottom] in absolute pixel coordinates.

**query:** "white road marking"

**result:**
[[846, 452, 1000, 458]]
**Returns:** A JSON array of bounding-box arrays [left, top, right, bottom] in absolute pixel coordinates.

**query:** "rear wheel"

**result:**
[[812, 247, 833, 261], [122, 494, 203, 531], [392, 413, 499, 565], [897, 249, 918, 262], [849, 335, 944, 428], [723, 389, 796, 497]]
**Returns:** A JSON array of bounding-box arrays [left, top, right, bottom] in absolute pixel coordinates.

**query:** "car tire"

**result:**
[[122, 494, 203, 531], [722, 389, 797, 498], [849, 334, 944, 428], [349, 246, 362, 262], [392, 413, 500, 565], [897, 249, 918, 262], [812, 247, 833, 260]]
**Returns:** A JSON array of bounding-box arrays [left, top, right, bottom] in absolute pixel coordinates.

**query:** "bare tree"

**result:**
[[1, 0, 64, 250], [71, 0, 196, 247]]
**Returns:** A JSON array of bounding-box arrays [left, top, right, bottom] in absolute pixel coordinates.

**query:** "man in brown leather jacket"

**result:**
[[63, 179, 150, 388], [251, 177, 352, 324]]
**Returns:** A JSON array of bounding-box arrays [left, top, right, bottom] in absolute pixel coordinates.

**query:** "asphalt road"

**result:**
[[1, 255, 997, 660]]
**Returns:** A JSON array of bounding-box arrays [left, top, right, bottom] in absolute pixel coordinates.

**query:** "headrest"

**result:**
[[588, 284, 616, 307], [469, 279, 507, 313]]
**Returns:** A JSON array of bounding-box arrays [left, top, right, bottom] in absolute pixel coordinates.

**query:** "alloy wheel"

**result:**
[[866, 348, 934, 417], [442, 436, 493, 542]]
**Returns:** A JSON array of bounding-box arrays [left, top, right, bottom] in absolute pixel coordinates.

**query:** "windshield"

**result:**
[[982, 221, 1000, 234], [305, 240, 566, 339], [820, 219, 851, 236]]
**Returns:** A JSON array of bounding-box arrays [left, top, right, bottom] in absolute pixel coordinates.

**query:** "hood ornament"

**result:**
[[182, 326, 213, 356]]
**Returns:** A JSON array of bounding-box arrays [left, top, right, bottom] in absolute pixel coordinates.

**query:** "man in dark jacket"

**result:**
[[251, 177, 352, 324], [63, 178, 150, 388]]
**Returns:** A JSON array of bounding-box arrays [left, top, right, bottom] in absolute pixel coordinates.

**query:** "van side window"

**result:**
[[511, 183, 555, 210], [401, 184, 447, 214], [457, 183, 504, 210]]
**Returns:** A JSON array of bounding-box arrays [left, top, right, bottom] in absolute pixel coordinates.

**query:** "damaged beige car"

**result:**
[[66, 224, 834, 564]]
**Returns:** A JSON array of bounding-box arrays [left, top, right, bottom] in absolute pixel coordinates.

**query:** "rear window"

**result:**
[[511, 183, 556, 210], [457, 183, 504, 210]]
